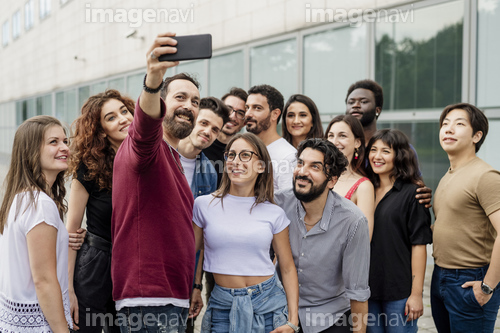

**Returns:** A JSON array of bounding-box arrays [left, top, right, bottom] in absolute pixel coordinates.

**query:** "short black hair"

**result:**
[[248, 84, 284, 123], [296, 138, 348, 181], [439, 103, 489, 153], [199, 97, 231, 125], [221, 87, 248, 103], [160, 72, 200, 100], [345, 79, 384, 110]]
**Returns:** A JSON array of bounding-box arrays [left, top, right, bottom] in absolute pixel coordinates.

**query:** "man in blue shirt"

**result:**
[[177, 96, 230, 332]]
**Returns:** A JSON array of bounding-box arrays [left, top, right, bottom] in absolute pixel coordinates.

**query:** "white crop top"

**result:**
[[193, 194, 290, 276]]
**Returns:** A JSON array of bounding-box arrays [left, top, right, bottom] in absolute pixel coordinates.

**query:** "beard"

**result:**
[[292, 175, 329, 203], [359, 107, 377, 127], [246, 113, 271, 135], [163, 108, 195, 140]]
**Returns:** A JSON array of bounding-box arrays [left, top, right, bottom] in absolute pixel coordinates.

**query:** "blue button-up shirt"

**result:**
[[191, 152, 218, 199], [275, 188, 370, 333]]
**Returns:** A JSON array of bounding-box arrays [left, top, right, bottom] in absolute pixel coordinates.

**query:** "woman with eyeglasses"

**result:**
[[282, 94, 324, 149], [192, 132, 299, 333]]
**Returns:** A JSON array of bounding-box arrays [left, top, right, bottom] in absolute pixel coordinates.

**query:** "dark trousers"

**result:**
[[73, 232, 120, 333], [431, 264, 500, 333]]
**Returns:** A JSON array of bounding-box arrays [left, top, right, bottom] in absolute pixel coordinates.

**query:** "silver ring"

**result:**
[[150, 51, 157, 60]]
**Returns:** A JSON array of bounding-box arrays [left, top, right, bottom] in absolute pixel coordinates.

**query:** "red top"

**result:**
[[111, 98, 195, 302], [345, 177, 370, 201]]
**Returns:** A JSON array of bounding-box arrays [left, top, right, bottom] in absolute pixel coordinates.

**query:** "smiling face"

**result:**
[[100, 98, 134, 151], [345, 88, 379, 127], [326, 121, 361, 164], [293, 148, 334, 203], [225, 138, 264, 189], [163, 79, 201, 139], [439, 109, 482, 156], [188, 108, 224, 150], [221, 95, 246, 136], [285, 102, 313, 142], [368, 139, 395, 178], [245, 93, 274, 135], [40, 125, 70, 183]]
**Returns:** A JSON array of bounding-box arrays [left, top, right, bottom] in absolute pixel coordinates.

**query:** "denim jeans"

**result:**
[[118, 305, 188, 333], [367, 298, 418, 333], [201, 275, 288, 333], [430, 264, 500, 333]]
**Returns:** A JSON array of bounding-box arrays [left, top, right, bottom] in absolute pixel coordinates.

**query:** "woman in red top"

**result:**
[[326, 115, 375, 240]]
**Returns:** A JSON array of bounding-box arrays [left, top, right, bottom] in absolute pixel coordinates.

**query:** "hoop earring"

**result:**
[[354, 148, 359, 160]]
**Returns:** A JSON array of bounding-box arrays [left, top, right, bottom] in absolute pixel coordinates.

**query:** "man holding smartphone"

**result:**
[[111, 32, 202, 333]]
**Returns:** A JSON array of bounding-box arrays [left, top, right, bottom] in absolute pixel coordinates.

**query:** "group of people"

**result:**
[[0, 32, 499, 333]]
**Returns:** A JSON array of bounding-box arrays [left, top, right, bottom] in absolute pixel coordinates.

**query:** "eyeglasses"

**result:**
[[227, 105, 246, 120], [224, 150, 259, 162]]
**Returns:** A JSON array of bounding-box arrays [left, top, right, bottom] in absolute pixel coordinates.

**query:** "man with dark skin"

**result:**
[[345, 79, 432, 207]]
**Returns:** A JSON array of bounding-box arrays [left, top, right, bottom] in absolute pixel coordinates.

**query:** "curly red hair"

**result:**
[[68, 89, 135, 191]]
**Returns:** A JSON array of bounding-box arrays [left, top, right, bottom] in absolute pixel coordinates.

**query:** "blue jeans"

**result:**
[[430, 264, 500, 333], [201, 275, 288, 333], [367, 298, 418, 333], [118, 305, 188, 333]]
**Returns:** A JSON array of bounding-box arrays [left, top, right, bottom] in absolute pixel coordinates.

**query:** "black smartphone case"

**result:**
[[158, 34, 212, 62]]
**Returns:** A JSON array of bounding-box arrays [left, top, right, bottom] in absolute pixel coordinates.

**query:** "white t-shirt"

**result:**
[[266, 138, 297, 191], [0, 191, 72, 332], [180, 154, 196, 187], [192, 194, 290, 276]]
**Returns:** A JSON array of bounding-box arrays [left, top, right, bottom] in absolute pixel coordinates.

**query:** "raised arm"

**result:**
[[27, 223, 69, 333], [140, 32, 179, 119], [65, 179, 90, 329]]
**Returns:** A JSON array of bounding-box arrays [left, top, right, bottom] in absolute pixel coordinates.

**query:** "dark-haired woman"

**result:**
[[193, 133, 299, 333], [282, 94, 324, 148], [0, 116, 73, 332], [66, 90, 134, 332], [326, 115, 374, 239], [366, 129, 432, 332]]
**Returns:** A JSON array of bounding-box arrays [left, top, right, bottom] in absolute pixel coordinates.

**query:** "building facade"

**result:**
[[1, 0, 499, 191]]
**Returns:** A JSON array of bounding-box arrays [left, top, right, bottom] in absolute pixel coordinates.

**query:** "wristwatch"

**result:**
[[286, 321, 300, 332], [481, 281, 495, 295], [193, 283, 203, 291]]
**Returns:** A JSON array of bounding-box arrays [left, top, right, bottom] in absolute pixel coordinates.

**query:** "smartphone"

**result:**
[[158, 34, 212, 62]]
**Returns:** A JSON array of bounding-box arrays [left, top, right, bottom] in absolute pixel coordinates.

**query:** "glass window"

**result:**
[[39, 0, 51, 20], [2, 20, 9, 47], [78, 86, 90, 110], [304, 25, 367, 115], [126, 73, 145, 101], [208, 51, 244, 98], [250, 39, 297, 103], [12, 11, 21, 39], [108, 78, 125, 93], [56, 92, 65, 122], [36, 95, 52, 116], [91, 81, 107, 95], [176, 60, 206, 96], [477, 120, 500, 171], [378, 121, 449, 193], [26, 98, 36, 118], [25, 0, 34, 30], [477, 0, 500, 107], [375, 1, 464, 111], [66, 89, 78, 123]]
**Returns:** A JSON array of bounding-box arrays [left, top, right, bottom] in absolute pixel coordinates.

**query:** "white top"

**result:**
[[193, 194, 290, 276], [180, 154, 196, 187], [266, 138, 297, 191], [0, 191, 72, 332]]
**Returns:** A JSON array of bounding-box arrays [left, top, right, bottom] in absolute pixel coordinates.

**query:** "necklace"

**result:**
[[163, 139, 185, 174], [302, 218, 322, 226]]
